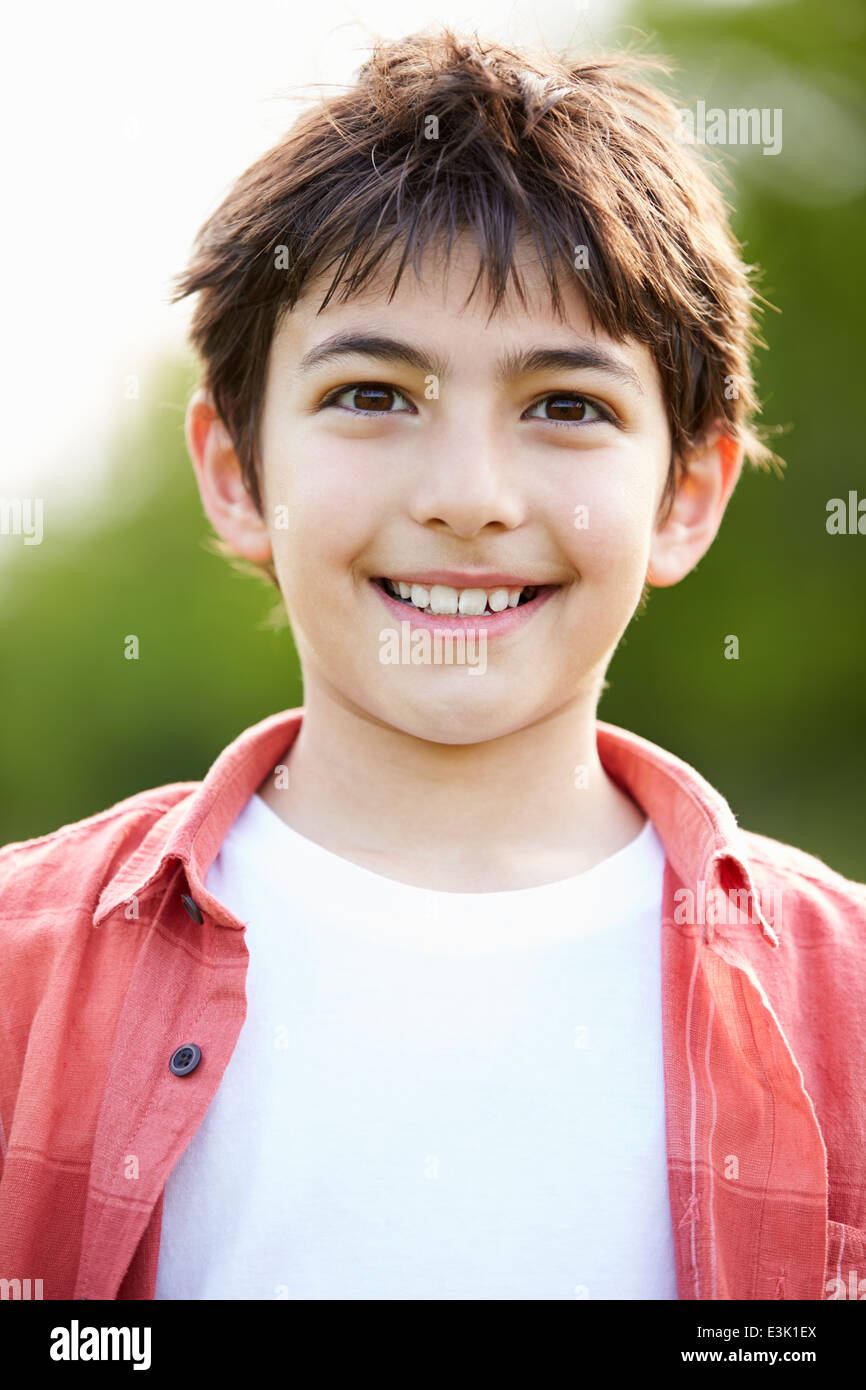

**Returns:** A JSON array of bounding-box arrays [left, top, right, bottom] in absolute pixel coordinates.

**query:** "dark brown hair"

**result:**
[[171, 27, 777, 588]]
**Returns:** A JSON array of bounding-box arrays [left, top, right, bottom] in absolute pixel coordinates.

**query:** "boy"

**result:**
[[1, 29, 864, 1302]]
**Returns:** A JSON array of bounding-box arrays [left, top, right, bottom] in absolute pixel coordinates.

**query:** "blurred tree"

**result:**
[[596, 0, 866, 876], [0, 355, 301, 847]]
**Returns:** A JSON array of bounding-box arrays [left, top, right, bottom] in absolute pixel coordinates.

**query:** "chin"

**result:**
[[368, 678, 548, 746]]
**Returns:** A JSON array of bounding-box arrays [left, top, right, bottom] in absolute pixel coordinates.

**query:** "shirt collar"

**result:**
[[596, 721, 778, 947], [94, 707, 777, 947]]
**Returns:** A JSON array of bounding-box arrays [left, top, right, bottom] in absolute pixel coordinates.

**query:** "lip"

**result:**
[[371, 578, 561, 635]]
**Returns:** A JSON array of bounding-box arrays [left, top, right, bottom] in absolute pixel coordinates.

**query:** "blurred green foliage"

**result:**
[[1, 356, 302, 844], [1, 0, 863, 878], [599, 0, 866, 877]]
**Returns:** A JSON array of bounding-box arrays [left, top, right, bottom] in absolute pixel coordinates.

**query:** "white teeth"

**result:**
[[428, 584, 459, 615], [458, 588, 487, 616], [385, 578, 541, 614]]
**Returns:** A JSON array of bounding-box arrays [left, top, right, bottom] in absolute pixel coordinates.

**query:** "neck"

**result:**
[[257, 678, 647, 891]]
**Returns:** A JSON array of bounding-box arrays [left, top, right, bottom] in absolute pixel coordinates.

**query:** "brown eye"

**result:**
[[525, 393, 605, 424], [328, 383, 412, 414], [545, 396, 588, 420], [351, 385, 394, 411]]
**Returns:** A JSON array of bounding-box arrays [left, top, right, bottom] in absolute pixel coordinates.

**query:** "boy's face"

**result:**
[[196, 237, 732, 744]]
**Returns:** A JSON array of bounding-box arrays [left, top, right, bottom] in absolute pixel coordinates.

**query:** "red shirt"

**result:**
[[1, 707, 864, 1300]]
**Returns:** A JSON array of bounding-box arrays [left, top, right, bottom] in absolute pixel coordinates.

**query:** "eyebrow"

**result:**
[[296, 331, 644, 394]]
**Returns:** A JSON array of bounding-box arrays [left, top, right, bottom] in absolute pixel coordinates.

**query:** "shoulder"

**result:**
[[741, 827, 865, 897], [739, 826, 866, 945], [0, 783, 198, 929]]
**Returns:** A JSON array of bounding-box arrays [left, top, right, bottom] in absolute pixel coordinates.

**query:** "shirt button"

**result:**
[[180, 893, 204, 924], [169, 1043, 202, 1076]]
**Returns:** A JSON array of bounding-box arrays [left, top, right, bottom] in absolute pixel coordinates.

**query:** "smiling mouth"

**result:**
[[374, 577, 549, 616]]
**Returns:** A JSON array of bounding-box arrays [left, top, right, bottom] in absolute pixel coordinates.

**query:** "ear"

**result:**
[[647, 426, 743, 588], [185, 387, 273, 565]]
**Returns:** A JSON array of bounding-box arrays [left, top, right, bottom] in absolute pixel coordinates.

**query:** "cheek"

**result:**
[[556, 475, 656, 591], [266, 440, 389, 579]]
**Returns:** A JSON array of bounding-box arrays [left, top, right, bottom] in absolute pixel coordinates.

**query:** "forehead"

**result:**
[[269, 232, 663, 394]]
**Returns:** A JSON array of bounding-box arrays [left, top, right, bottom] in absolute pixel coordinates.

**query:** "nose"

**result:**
[[406, 414, 526, 538]]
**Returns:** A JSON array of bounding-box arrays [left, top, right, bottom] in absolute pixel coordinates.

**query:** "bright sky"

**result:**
[[0, 0, 627, 510]]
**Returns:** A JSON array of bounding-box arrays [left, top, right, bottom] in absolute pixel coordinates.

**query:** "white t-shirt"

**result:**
[[154, 793, 677, 1301]]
